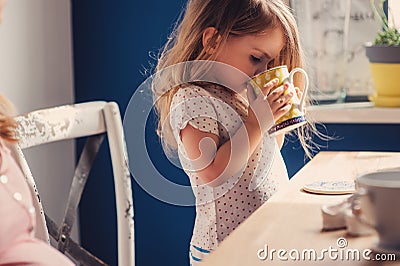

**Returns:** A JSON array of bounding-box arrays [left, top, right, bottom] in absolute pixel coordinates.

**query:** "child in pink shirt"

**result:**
[[0, 93, 74, 265]]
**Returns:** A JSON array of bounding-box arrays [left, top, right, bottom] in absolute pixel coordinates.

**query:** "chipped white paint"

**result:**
[[15, 101, 135, 266], [16, 102, 107, 149], [9, 144, 50, 243]]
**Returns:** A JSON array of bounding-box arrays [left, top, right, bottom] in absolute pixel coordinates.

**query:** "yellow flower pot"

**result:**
[[368, 63, 400, 107], [365, 45, 400, 107]]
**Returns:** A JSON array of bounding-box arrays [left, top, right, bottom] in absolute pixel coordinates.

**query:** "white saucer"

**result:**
[[302, 180, 356, 195]]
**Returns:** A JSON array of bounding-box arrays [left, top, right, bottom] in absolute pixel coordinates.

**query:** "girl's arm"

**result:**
[[180, 82, 292, 187], [181, 116, 264, 186]]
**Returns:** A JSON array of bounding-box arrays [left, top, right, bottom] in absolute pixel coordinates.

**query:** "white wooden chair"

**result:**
[[12, 101, 135, 266]]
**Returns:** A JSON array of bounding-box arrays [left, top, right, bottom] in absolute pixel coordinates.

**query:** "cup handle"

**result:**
[[348, 188, 376, 229], [288, 68, 309, 111]]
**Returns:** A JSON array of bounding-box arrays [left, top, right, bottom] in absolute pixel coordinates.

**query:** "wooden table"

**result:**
[[203, 152, 400, 265]]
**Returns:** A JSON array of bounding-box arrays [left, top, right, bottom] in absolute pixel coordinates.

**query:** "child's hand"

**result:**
[[294, 86, 302, 99], [246, 79, 293, 133], [266, 83, 293, 122], [246, 78, 280, 104], [294, 86, 307, 113]]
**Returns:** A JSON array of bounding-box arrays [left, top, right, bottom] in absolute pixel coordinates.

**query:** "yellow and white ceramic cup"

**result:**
[[249, 65, 309, 135]]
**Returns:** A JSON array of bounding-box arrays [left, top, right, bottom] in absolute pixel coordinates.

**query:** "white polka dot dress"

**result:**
[[169, 82, 289, 257]]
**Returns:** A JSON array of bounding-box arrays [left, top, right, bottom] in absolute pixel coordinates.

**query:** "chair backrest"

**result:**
[[12, 101, 135, 266]]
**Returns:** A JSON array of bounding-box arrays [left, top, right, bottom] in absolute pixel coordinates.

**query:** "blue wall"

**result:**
[[72, 1, 400, 265], [282, 124, 400, 177], [72, 1, 192, 266]]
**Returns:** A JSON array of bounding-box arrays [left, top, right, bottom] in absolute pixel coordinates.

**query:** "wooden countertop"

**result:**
[[203, 151, 400, 265]]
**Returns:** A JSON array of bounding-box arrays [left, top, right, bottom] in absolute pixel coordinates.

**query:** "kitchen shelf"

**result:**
[[307, 102, 400, 124]]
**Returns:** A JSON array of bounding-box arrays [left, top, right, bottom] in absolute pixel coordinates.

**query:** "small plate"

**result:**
[[303, 180, 356, 195]]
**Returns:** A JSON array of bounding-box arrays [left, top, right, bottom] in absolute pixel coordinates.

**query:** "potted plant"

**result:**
[[365, 0, 400, 107]]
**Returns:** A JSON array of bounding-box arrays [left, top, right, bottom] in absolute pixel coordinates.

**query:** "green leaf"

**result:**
[[370, 0, 400, 46]]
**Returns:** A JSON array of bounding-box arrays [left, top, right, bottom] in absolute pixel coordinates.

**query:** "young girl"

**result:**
[[152, 0, 305, 264]]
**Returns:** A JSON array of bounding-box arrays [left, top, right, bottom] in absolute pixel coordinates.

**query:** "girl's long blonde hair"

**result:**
[[153, 0, 316, 157], [0, 94, 18, 143]]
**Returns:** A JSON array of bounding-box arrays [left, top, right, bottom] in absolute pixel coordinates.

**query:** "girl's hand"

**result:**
[[258, 78, 294, 122], [246, 78, 293, 133], [265, 83, 293, 122], [294, 86, 307, 113], [294, 86, 302, 99]]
